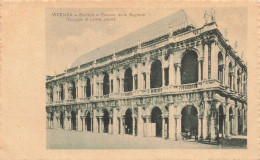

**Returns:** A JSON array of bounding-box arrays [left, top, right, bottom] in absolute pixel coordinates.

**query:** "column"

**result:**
[[203, 44, 209, 80], [120, 117, 124, 135], [92, 75, 97, 96], [113, 108, 118, 134], [176, 115, 182, 140], [162, 117, 165, 138], [63, 83, 67, 100], [146, 72, 150, 89], [57, 118, 60, 129], [162, 68, 165, 87], [210, 116, 216, 142], [175, 63, 181, 85], [146, 116, 151, 137], [198, 115, 202, 141], [137, 63, 143, 90], [198, 59, 202, 81], [234, 65, 237, 92], [82, 116, 85, 131], [77, 76, 82, 99], [169, 53, 174, 85], [77, 110, 81, 131], [53, 112, 57, 129], [91, 118, 93, 132], [132, 116, 136, 136], [93, 109, 98, 133], [168, 104, 175, 139], [211, 42, 218, 80], [234, 108, 238, 135], [225, 104, 230, 138], [108, 118, 111, 134], [100, 117, 103, 133], [120, 78, 124, 93], [132, 73, 136, 91], [137, 106, 143, 136], [202, 100, 209, 140]]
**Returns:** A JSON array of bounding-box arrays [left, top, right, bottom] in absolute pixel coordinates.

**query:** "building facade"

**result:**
[[46, 9, 247, 143]]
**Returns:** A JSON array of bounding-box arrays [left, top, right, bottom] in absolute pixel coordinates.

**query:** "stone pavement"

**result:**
[[47, 129, 246, 149]]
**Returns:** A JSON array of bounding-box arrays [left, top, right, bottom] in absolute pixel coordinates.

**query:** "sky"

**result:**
[[46, 7, 247, 76]]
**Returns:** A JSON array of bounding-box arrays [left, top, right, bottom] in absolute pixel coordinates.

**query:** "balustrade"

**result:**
[[47, 80, 227, 105]]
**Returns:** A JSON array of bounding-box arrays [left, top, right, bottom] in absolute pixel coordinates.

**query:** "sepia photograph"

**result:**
[[45, 7, 248, 149]]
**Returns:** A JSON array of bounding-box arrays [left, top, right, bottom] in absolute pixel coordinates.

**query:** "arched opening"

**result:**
[[60, 112, 64, 129], [228, 62, 233, 88], [68, 81, 76, 99], [181, 51, 198, 84], [103, 72, 110, 95], [58, 84, 64, 100], [71, 111, 77, 130], [151, 107, 162, 137], [219, 105, 224, 136], [150, 59, 162, 88], [103, 109, 109, 133], [181, 105, 198, 139], [218, 52, 224, 84], [125, 108, 133, 135], [85, 111, 91, 131], [86, 78, 91, 97], [124, 67, 133, 92], [229, 107, 233, 134]]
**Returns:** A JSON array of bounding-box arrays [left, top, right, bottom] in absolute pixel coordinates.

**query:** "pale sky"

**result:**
[[46, 7, 247, 76]]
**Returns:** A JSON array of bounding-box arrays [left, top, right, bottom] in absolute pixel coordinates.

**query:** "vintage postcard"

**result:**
[[0, 1, 259, 160]]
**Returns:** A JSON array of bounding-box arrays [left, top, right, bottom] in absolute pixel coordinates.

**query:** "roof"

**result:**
[[71, 9, 197, 68]]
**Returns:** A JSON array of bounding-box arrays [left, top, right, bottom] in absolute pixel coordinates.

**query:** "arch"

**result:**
[[218, 52, 224, 84], [124, 67, 133, 92], [103, 109, 109, 133], [85, 111, 91, 131], [151, 107, 162, 137], [71, 111, 77, 130], [181, 105, 198, 138], [86, 77, 91, 97], [150, 59, 162, 88], [103, 72, 110, 95], [60, 112, 64, 129], [181, 50, 198, 84], [125, 108, 133, 135]]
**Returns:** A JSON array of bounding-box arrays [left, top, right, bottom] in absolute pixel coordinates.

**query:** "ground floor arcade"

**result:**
[[47, 99, 247, 143]]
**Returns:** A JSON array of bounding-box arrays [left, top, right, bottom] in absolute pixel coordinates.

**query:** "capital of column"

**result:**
[[198, 57, 204, 62], [80, 116, 85, 119], [198, 115, 203, 119], [174, 114, 181, 119], [174, 63, 181, 68]]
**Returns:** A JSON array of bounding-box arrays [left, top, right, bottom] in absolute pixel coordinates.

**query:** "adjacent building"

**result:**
[[46, 9, 247, 143]]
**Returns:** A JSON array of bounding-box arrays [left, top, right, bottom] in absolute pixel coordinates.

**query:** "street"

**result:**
[[47, 129, 247, 149]]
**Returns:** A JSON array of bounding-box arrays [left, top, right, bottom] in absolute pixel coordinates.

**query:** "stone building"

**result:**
[[46, 9, 247, 143]]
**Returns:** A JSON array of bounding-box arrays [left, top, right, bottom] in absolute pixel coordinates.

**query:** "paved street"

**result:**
[[47, 129, 247, 149]]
